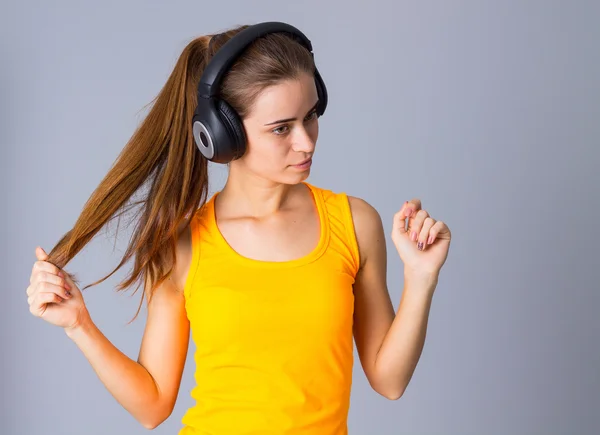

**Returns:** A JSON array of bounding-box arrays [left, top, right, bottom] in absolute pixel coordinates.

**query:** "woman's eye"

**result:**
[[272, 126, 289, 135], [272, 111, 318, 135], [305, 110, 318, 121]]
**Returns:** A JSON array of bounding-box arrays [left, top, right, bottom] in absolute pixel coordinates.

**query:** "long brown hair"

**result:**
[[44, 24, 317, 320]]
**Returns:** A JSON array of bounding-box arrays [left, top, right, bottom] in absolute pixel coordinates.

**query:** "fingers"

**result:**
[[404, 208, 441, 251], [27, 280, 72, 303], [29, 290, 64, 317], [404, 200, 422, 231], [394, 201, 449, 250], [27, 269, 72, 300], [31, 246, 64, 285], [28, 247, 77, 319], [28, 270, 70, 295], [418, 217, 436, 250], [404, 200, 419, 225], [30, 256, 69, 290], [406, 199, 422, 212], [407, 209, 429, 241], [32, 270, 68, 288], [428, 220, 448, 243], [28, 247, 73, 314], [31, 259, 63, 282], [393, 201, 415, 234]]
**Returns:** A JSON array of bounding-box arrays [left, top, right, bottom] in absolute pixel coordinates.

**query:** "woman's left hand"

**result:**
[[391, 199, 451, 278]]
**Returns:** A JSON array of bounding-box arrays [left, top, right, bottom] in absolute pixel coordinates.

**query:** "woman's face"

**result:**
[[236, 72, 320, 184]]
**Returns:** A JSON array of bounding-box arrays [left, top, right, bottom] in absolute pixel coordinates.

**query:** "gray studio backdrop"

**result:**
[[2, 1, 599, 434]]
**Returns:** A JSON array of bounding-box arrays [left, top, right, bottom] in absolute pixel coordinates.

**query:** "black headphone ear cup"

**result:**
[[313, 68, 328, 115], [216, 99, 247, 160]]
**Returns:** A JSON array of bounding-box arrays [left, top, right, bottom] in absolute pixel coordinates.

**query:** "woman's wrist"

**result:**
[[64, 309, 93, 340]]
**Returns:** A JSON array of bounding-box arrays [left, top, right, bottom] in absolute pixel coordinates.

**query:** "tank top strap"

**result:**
[[303, 182, 361, 277]]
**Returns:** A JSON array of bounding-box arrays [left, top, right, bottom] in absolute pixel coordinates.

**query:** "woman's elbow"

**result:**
[[383, 389, 403, 401], [141, 414, 168, 430], [139, 401, 175, 430], [371, 377, 404, 400]]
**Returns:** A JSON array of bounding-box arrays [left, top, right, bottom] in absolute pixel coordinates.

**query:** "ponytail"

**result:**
[[45, 35, 212, 320]]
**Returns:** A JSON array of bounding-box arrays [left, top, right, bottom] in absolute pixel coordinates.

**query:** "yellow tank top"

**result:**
[[179, 182, 360, 435]]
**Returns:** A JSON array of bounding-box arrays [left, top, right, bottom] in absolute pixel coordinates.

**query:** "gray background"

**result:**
[[2, 1, 599, 434]]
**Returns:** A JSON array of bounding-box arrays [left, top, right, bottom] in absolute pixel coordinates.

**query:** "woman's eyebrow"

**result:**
[[264, 100, 319, 126]]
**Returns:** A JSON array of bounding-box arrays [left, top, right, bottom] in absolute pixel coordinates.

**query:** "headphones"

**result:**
[[191, 21, 328, 164]]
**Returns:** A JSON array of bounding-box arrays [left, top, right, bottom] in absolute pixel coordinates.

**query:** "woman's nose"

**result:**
[[292, 127, 316, 152]]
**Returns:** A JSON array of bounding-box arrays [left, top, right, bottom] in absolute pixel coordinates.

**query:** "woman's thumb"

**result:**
[[35, 246, 48, 260]]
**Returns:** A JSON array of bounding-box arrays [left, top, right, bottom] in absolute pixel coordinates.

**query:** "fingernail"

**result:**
[[411, 231, 417, 241], [58, 271, 64, 278], [418, 242, 424, 251], [427, 235, 434, 244], [65, 290, 71, 297]]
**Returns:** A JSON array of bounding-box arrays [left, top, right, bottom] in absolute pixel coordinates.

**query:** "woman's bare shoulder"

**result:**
[[347, 195, 384, 269], [169, 219, 194, 294]]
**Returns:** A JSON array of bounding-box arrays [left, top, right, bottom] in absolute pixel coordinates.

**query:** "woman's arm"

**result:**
[[64, 224, 193, 429], [349, 196, 437, 400]]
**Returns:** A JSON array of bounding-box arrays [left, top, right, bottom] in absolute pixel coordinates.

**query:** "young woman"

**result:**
[[26, 22, 451, 434]]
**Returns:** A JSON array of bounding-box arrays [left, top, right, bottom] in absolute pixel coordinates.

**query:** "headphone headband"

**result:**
[[197, 22, 314, 99]]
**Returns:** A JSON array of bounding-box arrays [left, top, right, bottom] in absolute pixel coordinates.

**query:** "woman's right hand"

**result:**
[[27, 246, 89, 331]]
